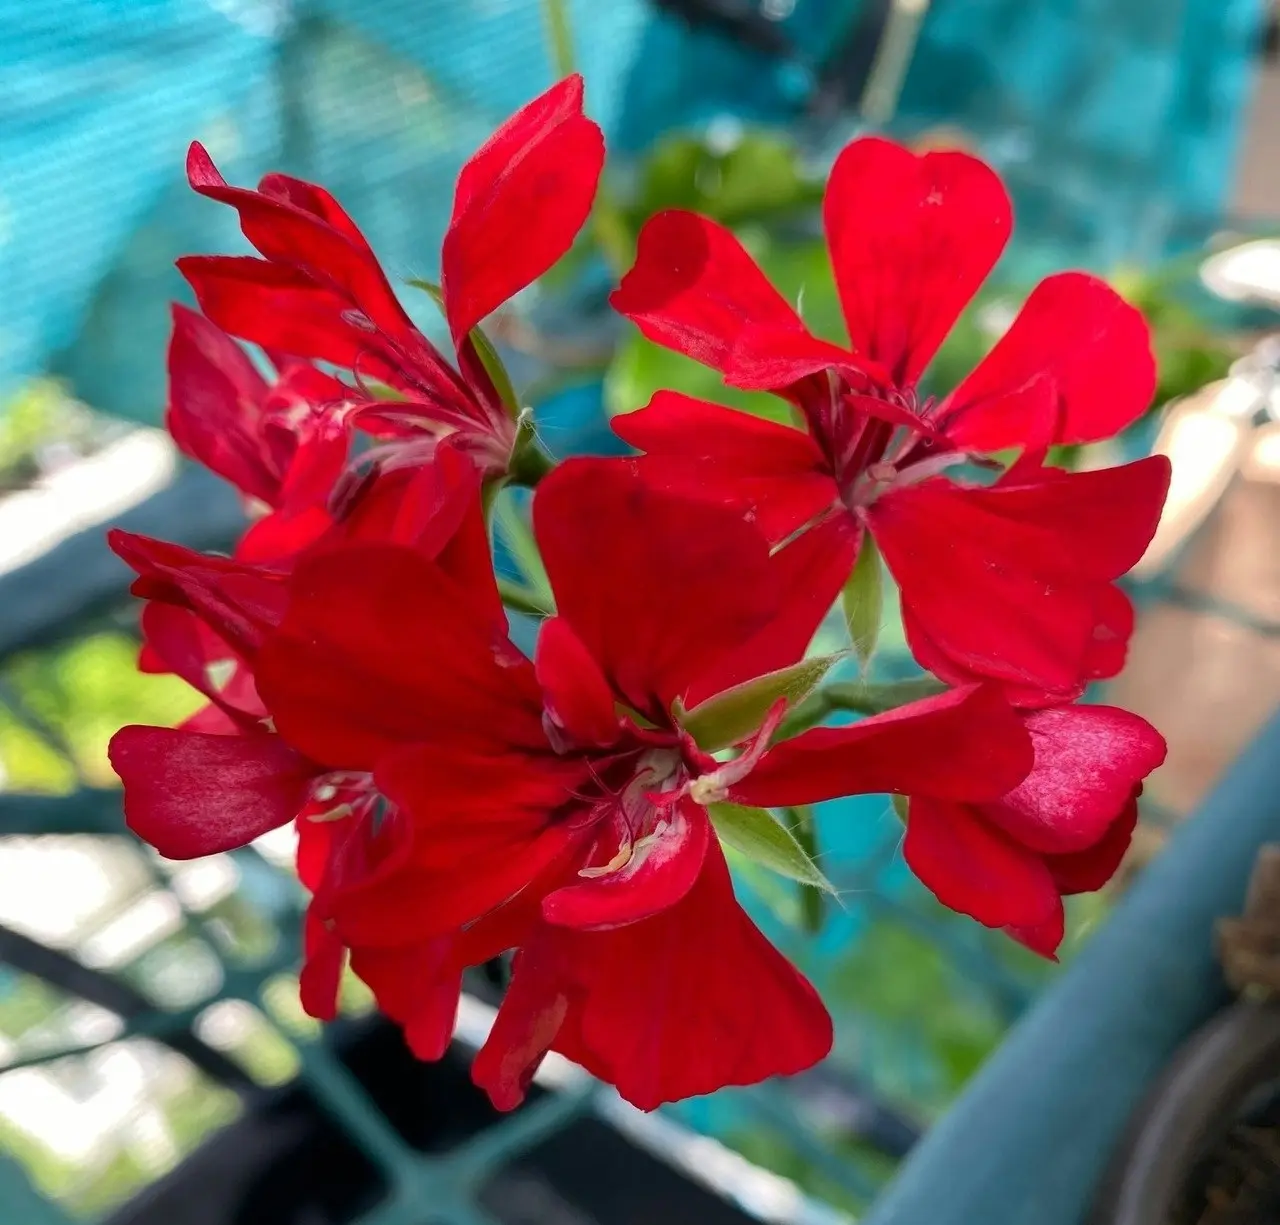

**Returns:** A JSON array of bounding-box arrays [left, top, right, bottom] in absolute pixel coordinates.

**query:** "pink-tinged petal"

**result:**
[[982, 705, 1165, 853], [542, 799, 710, 930], [823, 137, 1011, 385], [167, 306, 277, 503], [349, 938, 462, 1061], [724, 325, 874, 392], [256, 546, 543, 770], [533, 459, 779, 718], [111, 531, 290, 663], [733, 683, 1032, 807], [614, 391, 836, 542], [904, 797, 1060, 929], [685, 511, 859, 707], [1045, 792, 1140, 895], [473, 841, 832, 1112], [1005, 904, 1065, 959], [442, 75, 604, 343], [300, 911, 346, 1022], [611, 210, 804, 371], [179, 255, 374, 371], [110, 726, 313, 858], [535, 617, 620, 749], [869, 459, 1170, 693], [942, 272, 1156, 451]]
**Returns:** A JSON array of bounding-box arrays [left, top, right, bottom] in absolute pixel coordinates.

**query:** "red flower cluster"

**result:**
[[110, 78, 1169, 1111]]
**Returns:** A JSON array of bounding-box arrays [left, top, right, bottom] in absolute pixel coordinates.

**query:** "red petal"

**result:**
[[733, 683, 1032, 807], [982, 705, 1165, 853], [186, 142, 415, 349], [167, 306, 278, 503], [1085, 584, 1136, 683], [329, 750, 584, 946], [942, 273, 1156, 451], [724, 325, 873, 392], [110, 530, 290, 663], [110, 726, 312, 858], [869, 460, 1170, 693], [179, 256, 374, 372], [685, 511, 859, 708], [541, 799, 710, 930], [139, 602, 263, 723], [473, 841, 831, 1112], [1005, 905, 1065, 959], [349, 938, 462, 1060], [613, 391, 836, 542], [300, 911, 347, 1022], [442, 75, 604, 343], [1046, 792, 1140, 895], [256, 546, 543, 770], [903, 797, 1060, 929], [610, 210, 803, 372], [535, 617, 620, 749], [533, 459, 779, 718], [823, 137, 1011, 385]]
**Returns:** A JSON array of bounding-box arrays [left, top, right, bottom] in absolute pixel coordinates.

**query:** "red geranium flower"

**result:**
[[733, 699, 1164, 955], [254, 459, 1036, 1109], [167, 305, 353, 562], [178, 74, 604, 480], [611, 136, 1170, 702]]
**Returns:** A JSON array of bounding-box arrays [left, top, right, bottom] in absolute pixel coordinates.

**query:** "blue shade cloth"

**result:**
[[0, 0, 1266, 421]]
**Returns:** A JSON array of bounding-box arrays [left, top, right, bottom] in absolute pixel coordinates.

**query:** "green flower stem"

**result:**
[[776, 674, 948, 741], [541, 0, 576, 77], [787, 805, 825, 934], [497, 577, 554, 618]]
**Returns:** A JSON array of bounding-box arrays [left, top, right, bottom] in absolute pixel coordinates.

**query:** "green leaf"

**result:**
[[710, 802, 837, 893], [891, 793, 910, 824], [491, 490, 553, 605], [680, 654, 840, 751], [843, 537, 883, 668], [406, 279, 520, 416]]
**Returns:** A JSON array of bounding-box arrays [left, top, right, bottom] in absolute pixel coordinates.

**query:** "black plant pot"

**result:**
[[1090, 1001, 1280, 1225]]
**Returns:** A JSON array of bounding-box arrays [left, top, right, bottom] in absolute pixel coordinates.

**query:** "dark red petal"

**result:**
[[186, 142, 416, 348], [167, 306, 278, 503], [300, 911, 346, 1021], [442, 75, 604, 343], [256, 545, 543, 770], [179, 256, 372, 370], [903, 797, 1060, 929], [610, 210, 803, 372], [733, 683, 1032, 807], [472, 841, 832, 1112], [542, 800, 710, 930], [685, 511, 859, 708], [613, 391, 835, 542], [110, 726, 312, 858], [535, 617, 620, 749], [139, 602, 263, 724], [982, 705, 1165, 853], [1045, 792, 1140, 895], [110, 530, 290, 663], [533, 459, 779, 717], [1005, 904, 1065, 959], [942, 272, 1156, 451], [823, 137, 1011, 385], [349, 938, 463, 1061], [870, 460, 1170, 693], [1085, 584, 1136, 683], [724, 325, 874, 393]]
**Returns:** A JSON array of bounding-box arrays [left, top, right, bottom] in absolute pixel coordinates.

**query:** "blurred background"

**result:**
[[2, 1, 1280, 1223]]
